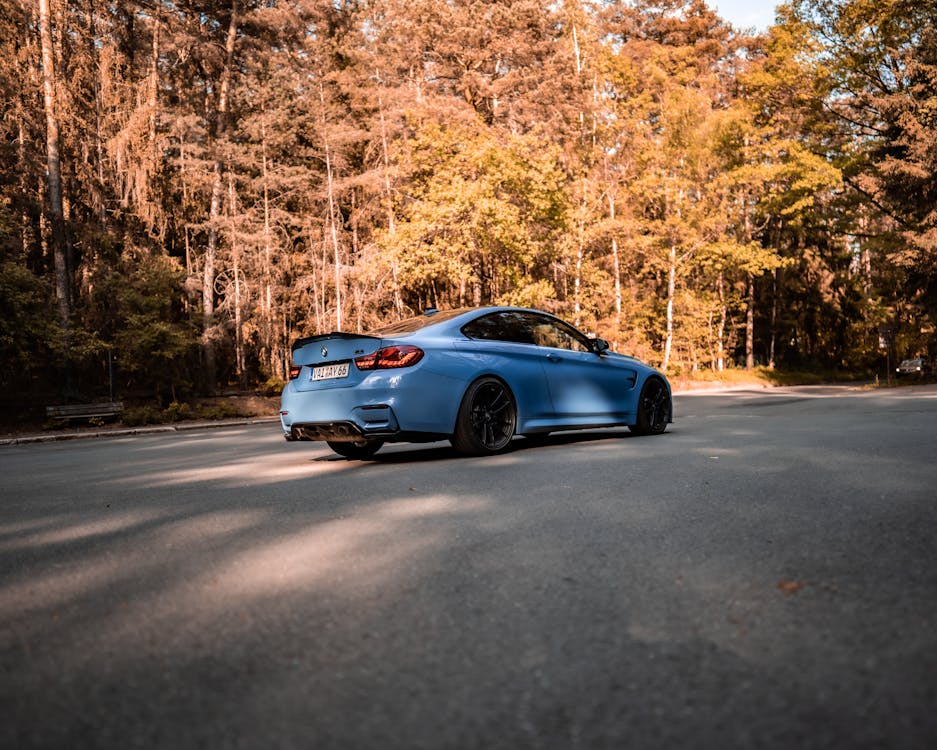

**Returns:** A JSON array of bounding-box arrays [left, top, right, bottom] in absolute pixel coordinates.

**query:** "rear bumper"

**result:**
[[279, 369, 464, 440], [282, 399, 401, 440], [285, 420, 448, 445], [287, 420, 398, 443]]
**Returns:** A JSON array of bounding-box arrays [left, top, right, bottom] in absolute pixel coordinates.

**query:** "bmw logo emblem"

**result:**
[[321, 346, 328, 358]]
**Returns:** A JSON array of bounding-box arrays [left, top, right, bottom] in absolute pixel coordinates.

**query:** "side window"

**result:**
[[461, 312, 534, 344], [525, 314, 591, 352]]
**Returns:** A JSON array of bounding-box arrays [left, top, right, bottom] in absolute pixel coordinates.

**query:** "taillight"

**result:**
[[288, 364, 302, 380], [355, 345, 424, 370]]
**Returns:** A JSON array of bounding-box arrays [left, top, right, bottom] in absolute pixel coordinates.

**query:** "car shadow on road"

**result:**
[[312, 428, 640, 464]]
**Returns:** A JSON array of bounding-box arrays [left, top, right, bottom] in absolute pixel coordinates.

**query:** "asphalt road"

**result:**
[[2, 385, 936, 750]]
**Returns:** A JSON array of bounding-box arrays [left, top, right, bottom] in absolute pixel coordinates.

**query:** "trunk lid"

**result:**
[[291, 333, 380, 367]]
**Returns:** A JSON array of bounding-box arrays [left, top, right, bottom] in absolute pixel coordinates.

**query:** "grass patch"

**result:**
[[195, 401, 252, 421], [120, 405, 165, 426], [672, 366, 873, 391], [119, 396, 273, 427], [759, 368, 874, 386]]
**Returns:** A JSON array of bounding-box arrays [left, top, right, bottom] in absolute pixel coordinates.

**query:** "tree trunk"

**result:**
[[260, 116, 279, 377], [574, 226, 583, 324], [203, 0, 238, 389], [149, 5, 161, 169], [87, 0, 106, 228], [716, 271, 726, 372], [376, 80, 404, 319], [38, 0, 70, 328], [743, 195, 755, 370], [608, 191, 621, 326], [574, 180, 586, 325], [228, 173, 245, 385], [746, 272, 755, 369], [662, 243, 676, 371], [319, 83, 342, 331], [768, 269, 778, 369], [17, 114, 31, 258], [181, 142, 191, 277], [307, 224, 323, 333]]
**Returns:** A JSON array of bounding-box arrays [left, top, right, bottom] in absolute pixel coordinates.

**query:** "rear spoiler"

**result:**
[[291, 332, 379, 352]]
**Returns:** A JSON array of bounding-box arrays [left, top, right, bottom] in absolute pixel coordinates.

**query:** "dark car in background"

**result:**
[[896, 357, 931, 377]]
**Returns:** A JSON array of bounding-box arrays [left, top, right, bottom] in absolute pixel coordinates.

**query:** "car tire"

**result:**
[[326, 439, 384, 459], [452, 377, 517, 455], [629, 377, 671, 435]]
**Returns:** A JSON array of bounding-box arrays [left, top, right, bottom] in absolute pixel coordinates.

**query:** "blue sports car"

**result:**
[[280, 306, 672, 458]]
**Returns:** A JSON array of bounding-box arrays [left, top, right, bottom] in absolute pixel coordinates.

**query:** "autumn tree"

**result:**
[[379, 120, 569, 310], [2, 0, 929, 414], [792, 0, 937, 357]]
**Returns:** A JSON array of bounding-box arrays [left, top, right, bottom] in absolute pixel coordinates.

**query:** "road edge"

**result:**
[[0, 417, 280, 447]]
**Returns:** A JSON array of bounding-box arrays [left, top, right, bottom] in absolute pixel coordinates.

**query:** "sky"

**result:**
[[708, 0, 779, 31]]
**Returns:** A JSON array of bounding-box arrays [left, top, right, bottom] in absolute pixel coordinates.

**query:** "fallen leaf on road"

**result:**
[[776, 579, 806, 596]]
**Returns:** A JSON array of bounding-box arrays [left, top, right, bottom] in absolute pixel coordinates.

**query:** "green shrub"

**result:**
[[197, 402, 248, 420], [165, 401, 193, 422], [261, 377, 286, 396], [121, 406, 164, 426]]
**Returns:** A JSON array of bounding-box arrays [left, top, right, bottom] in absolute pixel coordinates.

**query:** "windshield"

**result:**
[[367, 308, 471, 337]]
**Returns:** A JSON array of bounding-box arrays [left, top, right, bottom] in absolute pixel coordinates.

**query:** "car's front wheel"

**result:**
[[629, 377, 671, 435], [452, 377, 517, 455], [326, 439, 384, 459]]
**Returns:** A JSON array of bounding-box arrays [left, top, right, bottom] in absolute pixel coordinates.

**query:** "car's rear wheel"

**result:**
[[629, 377, 670, 435], [327, 439, 384, 459], [452, 377, 517, 455]]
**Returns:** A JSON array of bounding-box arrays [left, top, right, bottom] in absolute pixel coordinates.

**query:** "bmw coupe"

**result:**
[[280, 307, 672, 458]]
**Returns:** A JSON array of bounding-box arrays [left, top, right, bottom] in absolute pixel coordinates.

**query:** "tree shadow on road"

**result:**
[[2, 402, 937, 749]]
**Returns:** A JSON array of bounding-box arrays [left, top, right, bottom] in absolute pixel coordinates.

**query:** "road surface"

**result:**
[[2, 385, 936, 749]]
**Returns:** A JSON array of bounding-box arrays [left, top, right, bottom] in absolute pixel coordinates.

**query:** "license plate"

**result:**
[[312, 362, 349, 381]]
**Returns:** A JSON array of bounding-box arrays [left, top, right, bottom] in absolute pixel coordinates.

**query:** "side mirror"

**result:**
[[592, 338, 610, 355]]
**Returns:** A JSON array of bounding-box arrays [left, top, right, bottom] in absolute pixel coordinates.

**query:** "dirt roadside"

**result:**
[[1, 395, 281, 445]]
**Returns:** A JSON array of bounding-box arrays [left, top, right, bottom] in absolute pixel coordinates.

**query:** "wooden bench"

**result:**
[[45, 402, 124, 423]]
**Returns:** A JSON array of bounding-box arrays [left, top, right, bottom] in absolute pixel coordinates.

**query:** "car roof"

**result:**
[[368, 306, 566, 338], [366, 308, 474, 336]]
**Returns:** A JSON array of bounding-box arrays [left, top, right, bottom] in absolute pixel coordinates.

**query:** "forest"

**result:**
[[1, 0, 935, 415]]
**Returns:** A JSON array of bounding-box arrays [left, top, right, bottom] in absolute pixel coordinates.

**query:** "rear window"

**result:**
[[461, 311, 533, 343], [461, 310, 593, 351], [367, 308, 470, 337]]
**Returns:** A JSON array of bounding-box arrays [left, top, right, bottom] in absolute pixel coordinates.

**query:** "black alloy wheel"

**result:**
[[326, 439, 384, 459], [452, 377, 517, 455], [629, 377, 670, 435]]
